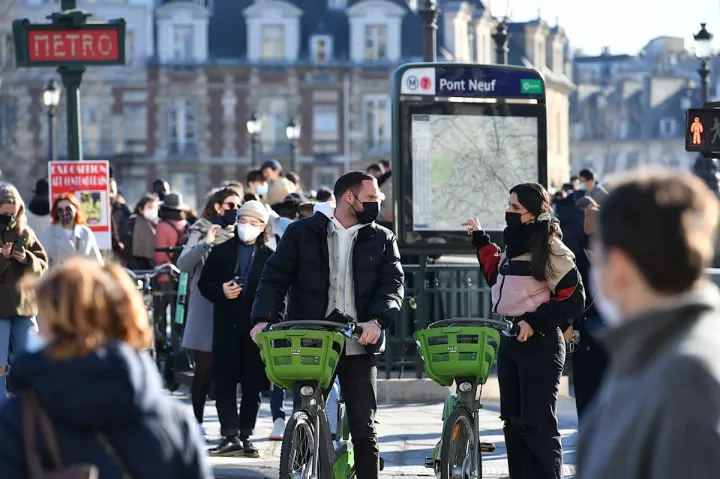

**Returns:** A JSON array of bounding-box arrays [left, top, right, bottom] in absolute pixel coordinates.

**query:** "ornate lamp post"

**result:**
[[246, 111, 262, 168], [42, 79, 61, 163], [492, 20, 509, 65], [285, 117, 301, 173], [418, 0, 439, 62], [692, 23, 720, 193]]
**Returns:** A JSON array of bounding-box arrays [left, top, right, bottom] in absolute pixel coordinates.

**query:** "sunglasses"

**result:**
[[57, 206, 74, 215], [223, 202, 240, 210]]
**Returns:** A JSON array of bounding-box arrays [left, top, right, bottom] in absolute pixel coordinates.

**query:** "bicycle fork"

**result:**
[[471, 411, 480, 479], [309, 413, 321, 479]]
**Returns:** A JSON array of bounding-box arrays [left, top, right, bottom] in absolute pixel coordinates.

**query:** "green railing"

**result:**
[[379, 259, 495, 379]]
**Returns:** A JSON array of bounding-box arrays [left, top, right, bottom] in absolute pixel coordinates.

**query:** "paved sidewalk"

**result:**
[[169, 388, 578, 478]]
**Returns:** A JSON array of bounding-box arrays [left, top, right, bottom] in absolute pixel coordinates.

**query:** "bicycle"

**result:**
[[414, 317, 517, 479], [256, 319, 385, 479], [123, 262, 181, 390]]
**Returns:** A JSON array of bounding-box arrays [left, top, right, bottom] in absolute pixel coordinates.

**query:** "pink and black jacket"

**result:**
[[472, 230, 585, 332]]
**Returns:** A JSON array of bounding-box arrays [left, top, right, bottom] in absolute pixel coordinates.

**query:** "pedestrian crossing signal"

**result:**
[[686, 108, 720, 153]]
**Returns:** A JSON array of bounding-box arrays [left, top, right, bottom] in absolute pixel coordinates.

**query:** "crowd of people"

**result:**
[[2, 156, 720, 479]]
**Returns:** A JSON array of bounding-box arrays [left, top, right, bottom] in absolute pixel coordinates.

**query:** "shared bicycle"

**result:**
[[414, 317, 516, 479], [256, 319, 385, 479]]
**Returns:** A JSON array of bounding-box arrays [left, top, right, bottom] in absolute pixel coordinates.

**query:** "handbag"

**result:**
[[22, 390, 133, 479]]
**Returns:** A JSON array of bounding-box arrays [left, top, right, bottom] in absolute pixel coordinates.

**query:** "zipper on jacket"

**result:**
[[321, 229, 330, 317], [492, 261, 508, 314]]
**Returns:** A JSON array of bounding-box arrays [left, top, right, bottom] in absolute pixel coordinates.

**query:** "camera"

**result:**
[[232, 276, 243, 287]]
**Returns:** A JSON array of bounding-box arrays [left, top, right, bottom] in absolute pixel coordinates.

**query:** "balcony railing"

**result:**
[[167, 140, 199, 158]]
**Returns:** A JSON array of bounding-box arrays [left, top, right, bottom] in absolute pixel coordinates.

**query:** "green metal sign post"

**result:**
[[13, 0, 126, 161]]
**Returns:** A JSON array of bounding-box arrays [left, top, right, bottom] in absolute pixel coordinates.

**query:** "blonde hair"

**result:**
[[0, 183, 27, 234], [21, 257, 152, 359]]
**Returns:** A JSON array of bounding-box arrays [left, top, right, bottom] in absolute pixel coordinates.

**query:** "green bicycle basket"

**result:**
[[414, 326, 501, 387], [256, 329, 345, 390]]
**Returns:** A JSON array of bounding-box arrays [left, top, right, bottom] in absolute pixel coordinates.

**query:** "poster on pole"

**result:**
[[48, 161, 111, 250]]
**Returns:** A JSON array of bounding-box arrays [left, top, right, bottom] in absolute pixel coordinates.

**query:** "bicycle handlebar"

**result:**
[[426, 317, 519, 337], [267, 320, 364, 338], [123, 263, 181, 281]]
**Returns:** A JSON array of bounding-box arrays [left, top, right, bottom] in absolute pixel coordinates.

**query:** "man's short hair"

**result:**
[[379, 159, 391, 170], [599, 168, 720, 294], [246, 169, 264, 184], [286, 172, 300, 185], [333, 171, 375, 200], [367, 163, 384, 175], [316, 186, 333, 202], [578, 168, 596, 181], [570, 176, 579, 183]]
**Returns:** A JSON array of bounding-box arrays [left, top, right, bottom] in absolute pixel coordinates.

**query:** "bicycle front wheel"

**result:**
[[280, 410, 317, 479], [439, 406, 478, 479]]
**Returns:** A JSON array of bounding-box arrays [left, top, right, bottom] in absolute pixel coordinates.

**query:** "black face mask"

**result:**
[[505, 212, 523, 228], [352, 197, 379, 225], [221, 208, 239, 226], [0, 213, 15, 231]]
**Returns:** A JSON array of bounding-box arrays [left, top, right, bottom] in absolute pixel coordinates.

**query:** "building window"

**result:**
[[170, 173, 198, 212], [311, 35, 332, 63], [313, 166, 340, 189], [0, 97, 16, 149], [613, 120, 629, 140], [258, 98, 288, 152], [261, 25, 284, 60], [168, 99, 198, 156], [173, 25, 194, 61], [83, 106, 102, 156], [604, 152, 618, 174], [312, 105, 339, 141], [125, 30, 134, 65], [659, 118, 677, 137], [625, 151, 639, 170], [0, 33, 13, 67], [327, 0, 347, 9], [363, 25, 387, 61], [363, 95, 389, 151], [122, 105, 147, 154]]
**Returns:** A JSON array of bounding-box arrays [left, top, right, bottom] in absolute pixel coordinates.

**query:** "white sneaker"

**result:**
[[269, 418, 285, 441]]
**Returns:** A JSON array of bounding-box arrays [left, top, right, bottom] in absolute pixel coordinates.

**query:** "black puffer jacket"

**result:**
[[250, 211, 404, 329]]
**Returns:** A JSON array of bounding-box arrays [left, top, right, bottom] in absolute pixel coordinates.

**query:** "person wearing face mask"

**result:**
[[576, 170, 720, 479], [177, 187, 240, 440], [246, 169, 269, 199], [463, 181, 585, 479], [197, 200, 272, 457], [0, 184, 47, 406], [260, 160, 297, 206], [39, 193, 103, 269], [250, 171, 405, 479], [118, 193, 160, 270]]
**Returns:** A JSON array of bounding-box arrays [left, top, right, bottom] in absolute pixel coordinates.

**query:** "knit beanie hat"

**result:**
[[239, 200, 269, 224]]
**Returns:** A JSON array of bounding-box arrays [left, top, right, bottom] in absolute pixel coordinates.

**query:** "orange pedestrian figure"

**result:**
[[691, 117, 704, 145]]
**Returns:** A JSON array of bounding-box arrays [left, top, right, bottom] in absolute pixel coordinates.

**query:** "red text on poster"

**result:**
[[48, 161, 111, 250]]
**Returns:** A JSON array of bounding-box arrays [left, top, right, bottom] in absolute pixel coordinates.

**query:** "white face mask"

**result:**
[[143, 209, 158, 221], [236, 223, 263, 243], [591, 266, 622, 326]]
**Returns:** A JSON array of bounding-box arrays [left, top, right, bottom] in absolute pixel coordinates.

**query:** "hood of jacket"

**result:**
[[27, 195, 50, 217], [313, 201, 335, 220], [10, 341, 165, 431], [191, 217, 235, 246]]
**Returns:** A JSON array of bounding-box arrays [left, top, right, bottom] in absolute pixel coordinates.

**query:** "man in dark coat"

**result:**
[[250, 170, 404, 479], [197, 200, 272, 457]]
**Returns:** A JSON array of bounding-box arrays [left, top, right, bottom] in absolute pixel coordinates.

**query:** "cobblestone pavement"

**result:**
[[169, 388, 578, 478]]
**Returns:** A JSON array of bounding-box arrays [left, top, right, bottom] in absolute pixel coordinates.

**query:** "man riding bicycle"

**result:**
[[250, 171, 404, 479]]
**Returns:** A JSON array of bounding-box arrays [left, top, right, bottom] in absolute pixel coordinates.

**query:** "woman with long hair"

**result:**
[[39, 193, 103, 268], [198, 200, 272, 457], [177, 187, 240, 439], [0, 258, 212, 477], [463, 182, 585, 479], [0, 184, 47, 405]]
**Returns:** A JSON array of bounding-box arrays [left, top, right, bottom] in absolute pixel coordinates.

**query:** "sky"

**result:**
[[485, 0, 720, 56]]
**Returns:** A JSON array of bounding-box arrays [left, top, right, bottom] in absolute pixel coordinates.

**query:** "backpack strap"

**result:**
[[96, 432, 132, 479], [22, 389, 64, 477]]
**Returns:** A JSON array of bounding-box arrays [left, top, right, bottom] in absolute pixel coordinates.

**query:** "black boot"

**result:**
[[239, 435, 259, 458], [210, 436, 244, 457]]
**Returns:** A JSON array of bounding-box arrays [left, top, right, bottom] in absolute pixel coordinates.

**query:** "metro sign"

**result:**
[[12, 19, 126, 67]]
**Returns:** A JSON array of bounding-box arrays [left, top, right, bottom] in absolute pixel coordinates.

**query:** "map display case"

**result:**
[[391, 63, 548, 253]]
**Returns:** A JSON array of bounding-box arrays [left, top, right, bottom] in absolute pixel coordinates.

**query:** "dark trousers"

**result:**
[[572, 316, 609, 423], [270, 386, 286, 421], [191, 350, 213, 424], [214, 333, 262, 438], [294, 353, 379, 479], [498, 330, 565, 479]]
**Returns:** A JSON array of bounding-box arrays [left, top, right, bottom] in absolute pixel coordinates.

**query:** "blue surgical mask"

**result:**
[[278, 217, 293, 234], [25, 331, 47, 354], [256, 183, 269, 196]]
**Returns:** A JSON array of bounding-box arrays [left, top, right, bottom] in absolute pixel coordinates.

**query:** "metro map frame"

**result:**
[[685, 108, 720, 153]]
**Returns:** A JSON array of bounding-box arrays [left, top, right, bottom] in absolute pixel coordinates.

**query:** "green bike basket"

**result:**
[[256, 329, 345, 390], [414, 326, 501, 387]]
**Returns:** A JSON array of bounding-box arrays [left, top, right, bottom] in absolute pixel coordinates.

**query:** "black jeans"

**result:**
[[294, 353, 379, 479], [572, 316, 609, 423], [498, 329, 565, 479], [214, 334, 262, 438]]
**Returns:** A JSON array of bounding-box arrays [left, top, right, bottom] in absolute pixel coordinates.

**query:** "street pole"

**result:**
[[492, 21, 509, 65], [59, 66, 85, 161], [692, 23, 719, 194], [251, 135, 259, 168], [700, 60, 710, 104], [418, 0, 438, 62], [290, 141, 298, 173], [47, 106, 57, 162]]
